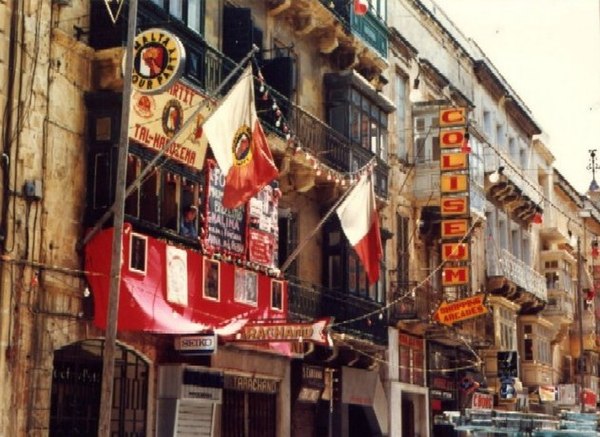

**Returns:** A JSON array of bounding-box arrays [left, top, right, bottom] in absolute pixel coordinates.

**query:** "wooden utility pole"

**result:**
[[98, 0, 138, 435]]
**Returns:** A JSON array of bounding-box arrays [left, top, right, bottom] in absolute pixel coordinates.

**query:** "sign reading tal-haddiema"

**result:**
[[434, 294, 487, 326]]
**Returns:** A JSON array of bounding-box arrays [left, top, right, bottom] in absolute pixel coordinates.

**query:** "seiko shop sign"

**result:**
[[174, 334, 217, 355], [224, 374, 279, 394]]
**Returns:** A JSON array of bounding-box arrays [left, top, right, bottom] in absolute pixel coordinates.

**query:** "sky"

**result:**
[[433, 0, 600, 194]]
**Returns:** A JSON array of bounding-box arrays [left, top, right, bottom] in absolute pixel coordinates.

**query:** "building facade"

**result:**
[[0, 0, 598, 436]]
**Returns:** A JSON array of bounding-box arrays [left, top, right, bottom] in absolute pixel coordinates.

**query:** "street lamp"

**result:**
[[587, 150, 600, 192]]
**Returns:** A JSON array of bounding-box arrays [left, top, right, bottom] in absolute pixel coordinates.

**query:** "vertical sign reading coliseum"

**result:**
[[434, 107, 487, 325]]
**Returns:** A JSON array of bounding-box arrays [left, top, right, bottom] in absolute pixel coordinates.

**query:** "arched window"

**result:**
[[49, 340, 149, 437]]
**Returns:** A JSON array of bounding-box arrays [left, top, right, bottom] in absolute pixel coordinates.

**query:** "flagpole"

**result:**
[[279, 159, 377, 272], [80, 45, 260, 248], [98, 0, 138, 435]]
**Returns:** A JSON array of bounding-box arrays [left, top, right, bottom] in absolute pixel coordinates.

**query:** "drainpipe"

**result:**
[[0, 0, 22, 432]]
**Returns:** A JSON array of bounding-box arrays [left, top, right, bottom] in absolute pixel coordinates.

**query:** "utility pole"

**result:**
[[98, 0, 138, 435], [577, 235, 585, 413]]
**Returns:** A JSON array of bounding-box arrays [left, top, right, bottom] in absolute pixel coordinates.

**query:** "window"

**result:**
[[497, 306, 515, 350], [519, 147, 528, 170], [483, 110, 492, 138], [151, 1, 205, 35], [524, 338, 533, 361], [326, 77, 391, 164], [365, 0, 387, 20], [412, 112, 439, 163], [325, 220, 386, 302], [496, 123, 505, 150], [395, 72, 407, 160], [399, 333, 424, 386]]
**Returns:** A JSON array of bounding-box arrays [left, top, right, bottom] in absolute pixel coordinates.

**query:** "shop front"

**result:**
[[290, 362, 327, 437], [339, 366, 388, 437]]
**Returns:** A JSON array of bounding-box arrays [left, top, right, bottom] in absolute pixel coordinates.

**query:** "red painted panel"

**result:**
[[84, 223, 286, 334]]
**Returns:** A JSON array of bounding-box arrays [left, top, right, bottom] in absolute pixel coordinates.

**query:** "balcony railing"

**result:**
[[486, 247, 547, 302], [287, 280, 388, 345], [388, 282, 438, 323]]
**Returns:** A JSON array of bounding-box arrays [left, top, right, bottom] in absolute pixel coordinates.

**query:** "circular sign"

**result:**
[[128, 28, 185, 95]]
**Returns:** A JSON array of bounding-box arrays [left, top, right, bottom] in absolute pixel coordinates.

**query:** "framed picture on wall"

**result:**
[[203, 258, 220, 301], [234, 268, 257, 305]]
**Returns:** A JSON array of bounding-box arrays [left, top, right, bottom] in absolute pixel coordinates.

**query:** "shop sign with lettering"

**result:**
[[129, 28, 185, 94], [441, 243, 469, 262], [174, 334, 217, 355], [440, 174, 469, 193], [235, 318, 332, 345], [224, 374, 279, 394], [434, 294, 487, 326], [439, 108, 466, 127]]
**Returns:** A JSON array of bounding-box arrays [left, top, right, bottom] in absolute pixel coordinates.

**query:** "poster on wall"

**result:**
[[247, 183, 279, 267], [166, 245, 188, 306], [204, 162, 246, 257]]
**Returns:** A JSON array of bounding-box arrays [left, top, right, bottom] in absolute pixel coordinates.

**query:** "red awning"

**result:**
[[84, 224, 286, 334]]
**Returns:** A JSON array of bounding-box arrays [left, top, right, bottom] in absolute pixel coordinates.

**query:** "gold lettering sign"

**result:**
[[442, 243, 469, 261], [440, 174, 469, 193], [442, 266, 470, 286], [439, 108, 466, 127], [441, 196, 469, 216], [441, 219, 469, 239], [440, 152, 468, 172], [440, 129, 466, 148]]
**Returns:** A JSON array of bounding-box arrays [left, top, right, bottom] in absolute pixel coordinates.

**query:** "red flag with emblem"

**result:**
[[203, 66, 279, 209]]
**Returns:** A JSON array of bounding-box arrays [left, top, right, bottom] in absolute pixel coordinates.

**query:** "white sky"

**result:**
[[433, 0, 600, 194]]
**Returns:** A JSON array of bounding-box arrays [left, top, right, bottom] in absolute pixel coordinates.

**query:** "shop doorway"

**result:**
[[401, 398, 415, 436]]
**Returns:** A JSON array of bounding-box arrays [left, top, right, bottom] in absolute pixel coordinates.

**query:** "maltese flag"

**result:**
[[203, 66, 279, 209], [354, 0, 369, 15], [336, 173, 383, 284]]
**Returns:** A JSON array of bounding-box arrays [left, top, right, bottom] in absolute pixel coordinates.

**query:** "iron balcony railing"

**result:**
[[287, 280, 388, 345], [486, 247, 548, 302]]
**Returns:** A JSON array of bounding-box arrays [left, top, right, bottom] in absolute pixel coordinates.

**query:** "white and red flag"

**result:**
[[203, 66, 279, 209], [336, 173, 383, 284]]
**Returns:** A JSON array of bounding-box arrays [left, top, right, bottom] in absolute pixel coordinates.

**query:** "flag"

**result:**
[[336, 173, 383, 284], [203, 66, 279, 209], [354, 0, 369, 15]]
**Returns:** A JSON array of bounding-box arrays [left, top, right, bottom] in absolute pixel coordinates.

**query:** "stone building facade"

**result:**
[[0, 1, 598, 436]]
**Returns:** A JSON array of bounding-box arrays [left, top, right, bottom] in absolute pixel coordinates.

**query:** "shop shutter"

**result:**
[[175, 401, 214, 437]]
